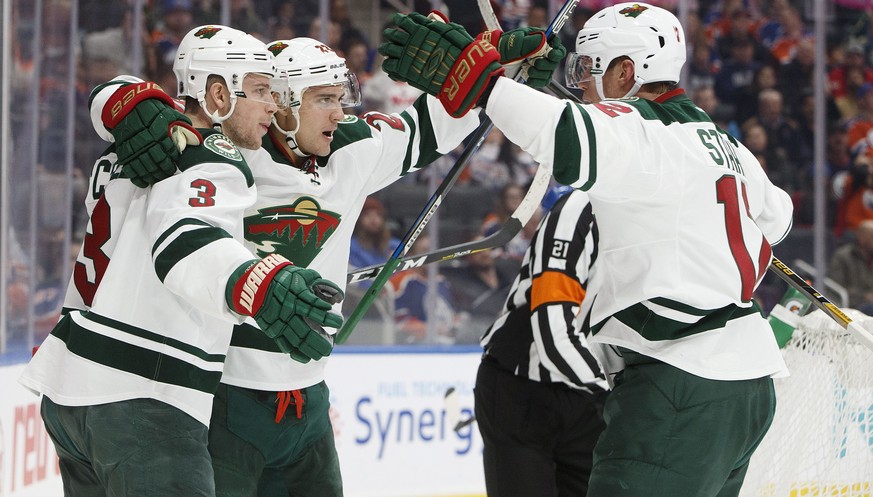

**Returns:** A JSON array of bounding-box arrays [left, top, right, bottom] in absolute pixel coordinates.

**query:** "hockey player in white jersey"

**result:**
[[379, 4, 794, 496], [19, 26, 343, 497], [204, 38, 485, 496], [86, 20, 564, 495]]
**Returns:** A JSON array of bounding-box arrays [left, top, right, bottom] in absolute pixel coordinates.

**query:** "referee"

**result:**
[[475, 188, 609, 497]]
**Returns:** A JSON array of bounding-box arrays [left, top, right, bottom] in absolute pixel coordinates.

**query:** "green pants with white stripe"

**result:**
[[587, 349, 775, 497]]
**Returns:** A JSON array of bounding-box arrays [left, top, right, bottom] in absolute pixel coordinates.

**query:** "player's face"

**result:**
[[222, 74, 278, 149], [577, 78, 599, 103], [294, 85, 346, 157], [566, 53, 599, 103]]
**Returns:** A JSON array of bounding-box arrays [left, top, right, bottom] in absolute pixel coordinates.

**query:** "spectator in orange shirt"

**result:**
[[834, 151, 873, 233], [767, 7, 812, 65]]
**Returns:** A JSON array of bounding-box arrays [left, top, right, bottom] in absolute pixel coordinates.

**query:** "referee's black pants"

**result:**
[[474, 358, 608, 497]]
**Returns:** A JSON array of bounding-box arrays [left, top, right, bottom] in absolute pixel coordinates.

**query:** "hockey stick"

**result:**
[[476, 0, 502, 33], [347, 161, 551, 284], [336, 0, 579, 344], [444, 387, 476, 433], [477, 0, 581, 104], [768, 256, 873, 352]]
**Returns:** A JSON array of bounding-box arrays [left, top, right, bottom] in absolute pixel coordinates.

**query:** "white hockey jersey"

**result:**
[[225, 96, 480, 390], [486, 79, 794, 381], [87, 77, 481, 391], [19, 130, 258, 426]]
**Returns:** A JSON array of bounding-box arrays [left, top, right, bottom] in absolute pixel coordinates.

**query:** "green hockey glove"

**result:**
[[227, 255, 345, 363], [102, 82, 202, 188], [479, 27, 567, 88], [379, 11, 504, 117]]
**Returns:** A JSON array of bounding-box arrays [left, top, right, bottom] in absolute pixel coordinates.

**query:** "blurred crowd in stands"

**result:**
[[5, 0, 873, 347]]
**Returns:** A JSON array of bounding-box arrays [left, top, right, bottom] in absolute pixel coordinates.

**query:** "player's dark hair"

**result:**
[[641, 81, 678, 94]]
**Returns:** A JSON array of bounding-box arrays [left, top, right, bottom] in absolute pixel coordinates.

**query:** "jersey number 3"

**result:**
[[716, 175, 771, 302], [74, 197, 111, 306]]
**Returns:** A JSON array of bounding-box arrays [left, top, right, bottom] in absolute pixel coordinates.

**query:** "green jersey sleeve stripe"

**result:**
[[406, 101, 442, 172], [87, 78, 133, 110], [52, 316, 223, 394], [608, 301, 761, 341], [80, 311, 226, 362], [576, 105, 598, 190], [230, 323, 282, 352], [153, 218, 212, 251], [154, 224, 234, 282], [554, 103, 596, 189], [648, 296, 723, 316], [400, 109, 418, 175]]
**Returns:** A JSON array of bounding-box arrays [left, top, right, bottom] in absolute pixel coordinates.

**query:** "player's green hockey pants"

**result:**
[[208, 381, 342, 497], [41, 396, 215, 497], [587, 349, 776, 497]]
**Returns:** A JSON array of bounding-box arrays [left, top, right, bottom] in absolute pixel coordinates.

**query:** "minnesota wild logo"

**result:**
[[245, 197, 341, 266], [195, 26, 222, 39], [204, 134, 242, 161], [268, 42, 289, 57], [619, 4, 648, 17]]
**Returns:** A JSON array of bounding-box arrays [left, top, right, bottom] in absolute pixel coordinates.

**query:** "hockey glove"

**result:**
[[379, 11, 504, 117], [478, 28, 567, 88], [102, 82, 202, 188], [227, 255, 345, 363]]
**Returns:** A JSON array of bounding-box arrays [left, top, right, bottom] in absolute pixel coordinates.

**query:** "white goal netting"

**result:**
[[740, 309, 873, 497]]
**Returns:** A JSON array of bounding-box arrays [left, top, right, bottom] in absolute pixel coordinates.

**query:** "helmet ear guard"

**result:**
[[566, 2, 685, 100]]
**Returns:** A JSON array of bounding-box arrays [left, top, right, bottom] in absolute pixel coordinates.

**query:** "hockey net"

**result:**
[[740, 309, 873, 497]]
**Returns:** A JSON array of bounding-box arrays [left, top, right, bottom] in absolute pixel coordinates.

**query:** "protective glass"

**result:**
[[272, 72, 362, 110], [339, 72, 362, 108], [236, 75, 280, 105], [271, 72, 292, 109], [307, 73, 362, 109], [565, 53, 594, 88]]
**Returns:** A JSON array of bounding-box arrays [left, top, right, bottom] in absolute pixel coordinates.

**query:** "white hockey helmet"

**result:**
[[565, 2, 686, 100], [266, 37, 361, 154], [173, 25, 276, 123], [267, 37, 361, 109]]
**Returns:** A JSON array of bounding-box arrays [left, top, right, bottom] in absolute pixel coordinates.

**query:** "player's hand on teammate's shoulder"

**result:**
[[102, 81, 202, 188]]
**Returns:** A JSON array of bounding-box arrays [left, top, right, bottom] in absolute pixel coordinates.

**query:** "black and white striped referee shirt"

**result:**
[[480, 189, 608, 393]]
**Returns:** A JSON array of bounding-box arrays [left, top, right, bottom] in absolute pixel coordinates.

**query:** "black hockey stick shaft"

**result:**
[[768, 256, 873, 351], [336, 121, 493, 344], [337, 0, 579, 344], [477, 0, 587, 106], [346, 161, 551, 284]]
